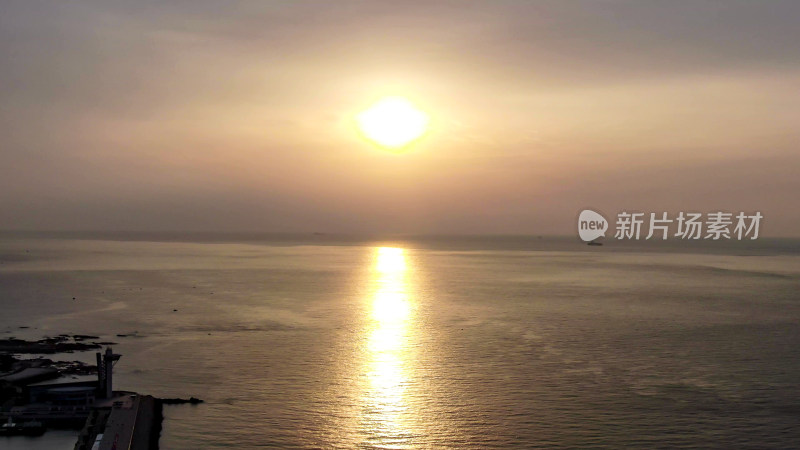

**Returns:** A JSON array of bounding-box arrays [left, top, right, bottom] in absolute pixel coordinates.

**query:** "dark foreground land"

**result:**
[[74, 394, 162, 450], [1, 333, 200, 449]]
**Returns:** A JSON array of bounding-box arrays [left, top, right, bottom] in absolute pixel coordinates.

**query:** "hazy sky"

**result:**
[[1, 1, 798, 235]]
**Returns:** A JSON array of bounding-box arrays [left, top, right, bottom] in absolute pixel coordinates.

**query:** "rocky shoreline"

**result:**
[[0, 335, 106, 354], [0, 335, 112, 379], [1, 333, 203, 408]]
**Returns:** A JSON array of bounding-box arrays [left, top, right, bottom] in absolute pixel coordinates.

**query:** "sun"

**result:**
[[355, 96, 429, 150]]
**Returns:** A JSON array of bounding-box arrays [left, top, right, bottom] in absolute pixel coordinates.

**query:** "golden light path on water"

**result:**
[[361, 247, 416, 447]]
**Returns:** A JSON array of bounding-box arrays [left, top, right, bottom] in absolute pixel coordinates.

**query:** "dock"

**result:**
[[0, 345, 163, 449], [74, 394, 162, 450]]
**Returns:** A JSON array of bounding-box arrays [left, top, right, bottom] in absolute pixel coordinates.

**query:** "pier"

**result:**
[[1, 345, 163, 449], [74, 394, 162, 450]]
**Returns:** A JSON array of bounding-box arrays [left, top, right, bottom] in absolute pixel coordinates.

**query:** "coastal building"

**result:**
[[0, 348, 120, 424], [2, 346, 162, 448]]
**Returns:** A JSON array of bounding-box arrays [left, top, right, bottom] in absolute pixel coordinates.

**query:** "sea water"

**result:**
[[1, 234, 798, 448]]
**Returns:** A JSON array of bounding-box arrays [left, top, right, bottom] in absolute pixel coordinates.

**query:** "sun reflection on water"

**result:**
[[362, 247, 415, 446]]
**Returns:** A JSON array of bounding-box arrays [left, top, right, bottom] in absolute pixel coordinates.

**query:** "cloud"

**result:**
[[0, 1, 798, 234]]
